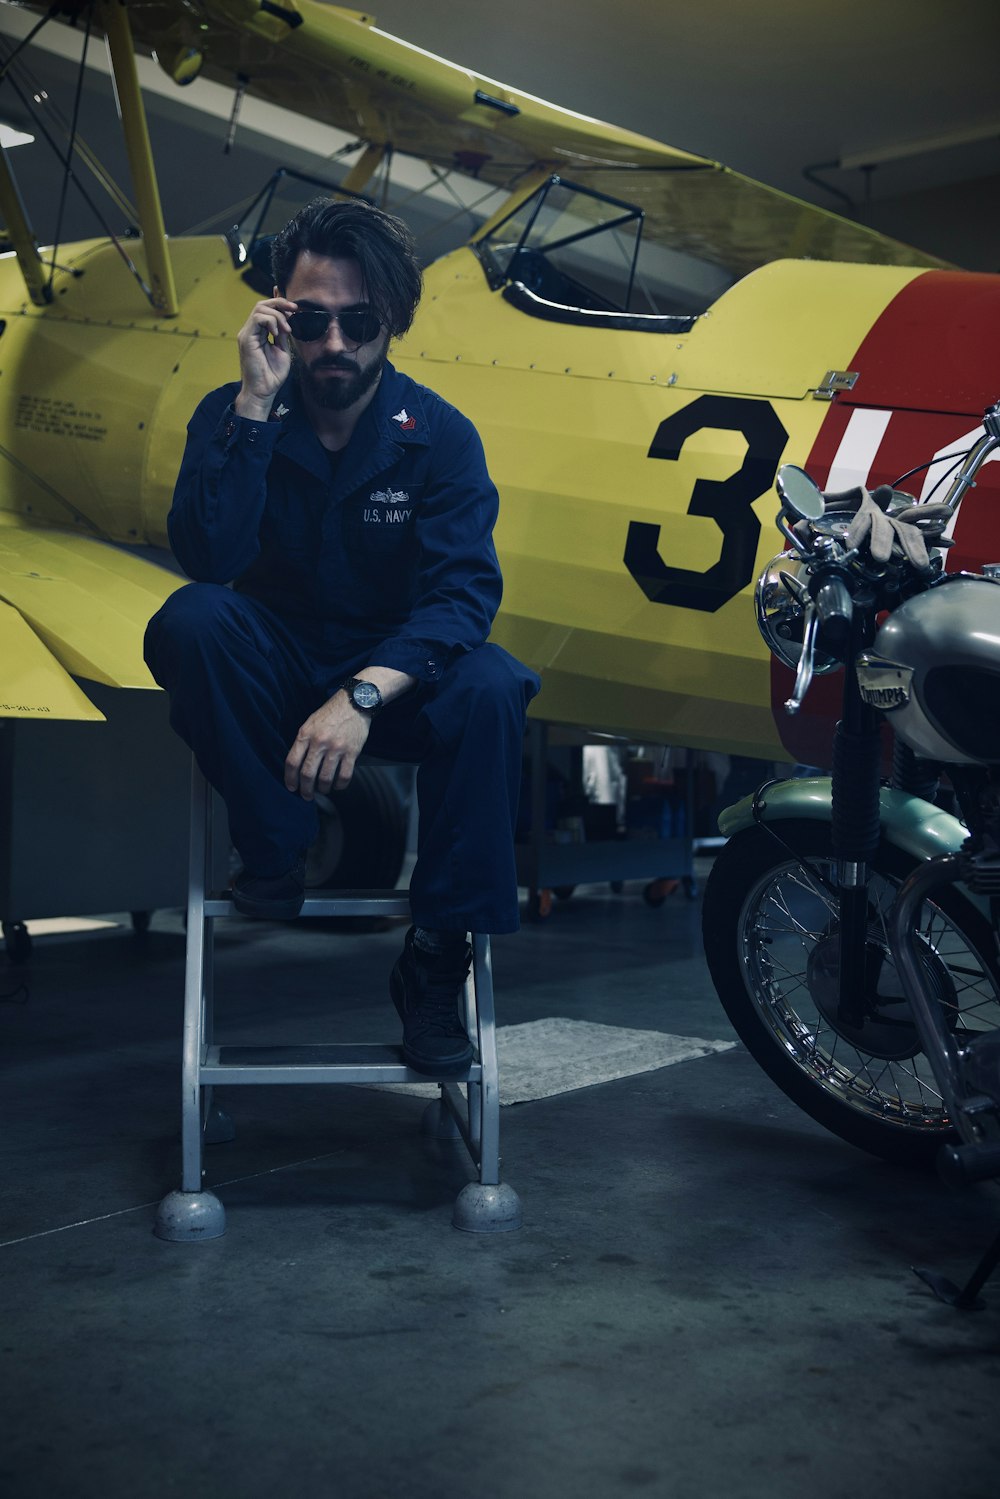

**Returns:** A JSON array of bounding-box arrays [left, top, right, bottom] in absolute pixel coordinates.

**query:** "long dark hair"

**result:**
[[271, 198, 423, 337]]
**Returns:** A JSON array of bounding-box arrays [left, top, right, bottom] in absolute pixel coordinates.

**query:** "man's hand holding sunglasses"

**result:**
[[235, 295, 301, 419], [235, 296, 298, 422]]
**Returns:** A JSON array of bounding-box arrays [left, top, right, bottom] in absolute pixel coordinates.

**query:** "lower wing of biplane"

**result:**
[[0, 514, 182, 721]]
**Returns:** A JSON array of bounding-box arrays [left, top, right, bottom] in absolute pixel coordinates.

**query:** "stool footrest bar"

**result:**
[[204, 891, 412, 919], [200, 1042, 481, 1086]]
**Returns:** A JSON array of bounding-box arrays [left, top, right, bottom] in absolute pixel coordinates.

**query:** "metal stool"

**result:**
[[154, 759, 522, 1241]]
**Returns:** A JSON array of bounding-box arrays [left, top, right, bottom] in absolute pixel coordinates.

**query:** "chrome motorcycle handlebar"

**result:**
[[939, 416, 1000, 515]]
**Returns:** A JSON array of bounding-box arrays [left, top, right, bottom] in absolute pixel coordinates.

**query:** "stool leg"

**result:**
[[464, 948, 483, 1157], [421, 940, 477, 1144], [199, 943, 236, 1145], [200, 791, 235, 1147], [471, 935, 498, 1184], [452, 934, 522, 1233], [421, 1087, 464, 1140], [155, 760, 226, 1242]]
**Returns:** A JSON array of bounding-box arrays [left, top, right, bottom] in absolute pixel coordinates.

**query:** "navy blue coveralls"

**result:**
[[144, 361, 540, 935]]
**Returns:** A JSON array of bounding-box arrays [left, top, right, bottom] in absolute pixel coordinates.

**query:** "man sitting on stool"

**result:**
[[145, 197, 540, 1076]]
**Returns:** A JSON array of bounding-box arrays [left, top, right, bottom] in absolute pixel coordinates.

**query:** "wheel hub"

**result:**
[[806, 929, 957, 1062]]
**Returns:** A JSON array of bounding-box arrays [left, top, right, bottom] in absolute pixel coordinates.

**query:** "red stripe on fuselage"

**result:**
[[826, 269, 1000, 418]]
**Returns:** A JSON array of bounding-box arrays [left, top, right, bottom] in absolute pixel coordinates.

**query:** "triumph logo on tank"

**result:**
[[855, 654, 913, 710], [364, 488, 412, 524]]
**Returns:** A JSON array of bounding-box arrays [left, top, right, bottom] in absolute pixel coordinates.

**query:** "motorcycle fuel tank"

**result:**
[[860, 574, 1000, 765]]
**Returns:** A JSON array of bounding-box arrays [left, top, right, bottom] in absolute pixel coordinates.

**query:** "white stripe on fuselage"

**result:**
[[824, 408, 892, 492]]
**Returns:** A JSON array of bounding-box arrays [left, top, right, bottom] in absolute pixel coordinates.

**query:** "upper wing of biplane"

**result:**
[[121, 0, 946, 276]]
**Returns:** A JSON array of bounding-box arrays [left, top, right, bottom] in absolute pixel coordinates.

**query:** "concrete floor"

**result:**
[[1, 876, 998, 1499]]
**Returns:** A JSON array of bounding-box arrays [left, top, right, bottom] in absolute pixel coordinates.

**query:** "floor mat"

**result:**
[[377, 1016, 736, 1105]]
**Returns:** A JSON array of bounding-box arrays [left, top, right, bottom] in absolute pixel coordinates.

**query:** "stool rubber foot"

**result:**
[[154, 1189, 227, 1242], [421, 1097, 462, 1140], [204, 1106, 236, 1145], [452, 1181, 522, 1234]]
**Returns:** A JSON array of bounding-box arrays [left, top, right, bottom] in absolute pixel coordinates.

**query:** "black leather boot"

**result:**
[[390, 927, 473, 1075]]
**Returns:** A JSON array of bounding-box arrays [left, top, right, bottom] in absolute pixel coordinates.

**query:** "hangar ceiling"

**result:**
[[369, 0, 1000, 206], [0, 0, 997, 269]]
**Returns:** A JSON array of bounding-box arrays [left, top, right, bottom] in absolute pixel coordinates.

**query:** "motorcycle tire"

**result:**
[[702, 819, 1000, 1165]]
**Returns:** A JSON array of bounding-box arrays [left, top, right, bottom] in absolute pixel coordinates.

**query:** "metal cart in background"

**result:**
[[516, 720, 701, 920]]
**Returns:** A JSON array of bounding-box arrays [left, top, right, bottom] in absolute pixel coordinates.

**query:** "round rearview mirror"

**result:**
[[776, 464, 825, 522]]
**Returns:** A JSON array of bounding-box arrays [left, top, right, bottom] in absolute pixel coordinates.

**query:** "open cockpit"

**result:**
[[472, 174, 735, 331]]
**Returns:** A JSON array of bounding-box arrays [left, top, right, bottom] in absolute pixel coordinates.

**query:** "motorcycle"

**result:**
[[702, 401, 1000, 1234]]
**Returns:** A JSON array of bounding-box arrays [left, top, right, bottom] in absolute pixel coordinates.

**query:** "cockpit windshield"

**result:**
[[476, 176, 735, 318]]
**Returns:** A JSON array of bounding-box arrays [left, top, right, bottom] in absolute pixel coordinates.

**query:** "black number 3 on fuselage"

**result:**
[[624, 395, 788, 613]]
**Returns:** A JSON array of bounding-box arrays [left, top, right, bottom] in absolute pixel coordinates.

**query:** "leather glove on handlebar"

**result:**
[[844, 487, 934, 569]]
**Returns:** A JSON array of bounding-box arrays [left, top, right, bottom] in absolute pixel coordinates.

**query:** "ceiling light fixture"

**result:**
[[0, 123, 35, 149]]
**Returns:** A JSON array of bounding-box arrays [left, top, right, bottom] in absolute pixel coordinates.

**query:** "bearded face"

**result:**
[[283, 251, 391, 416], [293, 333, 390, 411]]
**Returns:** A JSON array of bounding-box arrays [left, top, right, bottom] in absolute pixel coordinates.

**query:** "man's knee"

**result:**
[[145, 584, 251, 681], [427, 645, 539, 737], [460, 644, 540, 709], [147, 582, 236, 643]]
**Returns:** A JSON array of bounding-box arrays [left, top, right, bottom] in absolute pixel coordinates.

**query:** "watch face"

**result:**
[[352, 681, 381, 710]]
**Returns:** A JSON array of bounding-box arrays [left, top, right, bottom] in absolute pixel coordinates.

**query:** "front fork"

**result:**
[[831, 607, 881, 1028]]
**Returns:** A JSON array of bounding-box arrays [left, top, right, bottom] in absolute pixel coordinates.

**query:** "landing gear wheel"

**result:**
[[2, 921, 31, 965], [130, 910, 151, 935], [702, 820, 1000, 1165], [553, 885, 576, 901], [306, 765, 408, 890]]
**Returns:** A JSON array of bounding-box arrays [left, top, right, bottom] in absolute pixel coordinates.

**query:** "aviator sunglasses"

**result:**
[[287, 306, 382, 347]]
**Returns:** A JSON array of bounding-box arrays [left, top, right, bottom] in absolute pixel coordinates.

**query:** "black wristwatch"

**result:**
[[343, 676, 383, 714]]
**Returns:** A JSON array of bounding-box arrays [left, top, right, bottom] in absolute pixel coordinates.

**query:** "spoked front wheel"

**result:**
[[703, 820, 1000, 1164]]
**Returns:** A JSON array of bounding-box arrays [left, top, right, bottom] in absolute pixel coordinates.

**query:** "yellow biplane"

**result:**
[[1, 0, 999, 922]]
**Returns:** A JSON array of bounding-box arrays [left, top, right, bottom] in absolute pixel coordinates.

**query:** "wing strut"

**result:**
[[0, 142, 50, 306], [340, 143, 389, 194], [97, 0, 178, 316]]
